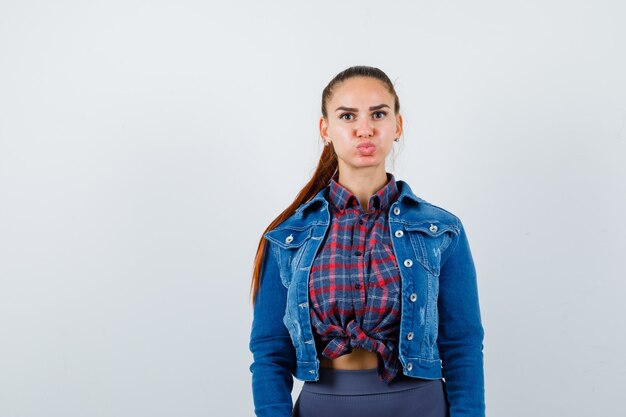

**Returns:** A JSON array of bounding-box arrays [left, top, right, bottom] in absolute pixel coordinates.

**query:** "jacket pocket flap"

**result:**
[[404, 221, 458, 237], [264, 226, 313, 249]]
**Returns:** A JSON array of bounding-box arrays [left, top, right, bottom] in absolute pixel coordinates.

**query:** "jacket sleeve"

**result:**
[[249, 240, 297, 417], [437, 219, 486, 417]]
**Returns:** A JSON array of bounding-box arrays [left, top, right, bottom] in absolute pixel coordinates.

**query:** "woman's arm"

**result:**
[[249, 241, 297, 417], [437, 219, 486, 417]]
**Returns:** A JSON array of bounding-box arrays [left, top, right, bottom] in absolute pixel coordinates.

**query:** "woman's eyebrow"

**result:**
[[334, 104, 391, 112]]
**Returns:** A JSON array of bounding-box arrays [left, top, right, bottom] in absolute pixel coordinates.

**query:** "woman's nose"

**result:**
[[355, 117, 374, 137]]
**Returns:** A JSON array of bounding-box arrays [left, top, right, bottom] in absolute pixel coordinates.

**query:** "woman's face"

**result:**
[[320, 76, 402, 174]]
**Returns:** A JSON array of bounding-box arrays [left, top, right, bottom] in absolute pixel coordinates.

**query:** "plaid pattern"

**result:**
[[308, 172, 402, 384]]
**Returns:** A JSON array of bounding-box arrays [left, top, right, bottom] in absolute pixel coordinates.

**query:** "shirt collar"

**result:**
[[328, 172, 399, 213]]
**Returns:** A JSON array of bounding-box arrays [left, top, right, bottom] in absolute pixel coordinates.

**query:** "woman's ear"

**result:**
[[319, 116, 329, 142], [395, 113, 403, 138]]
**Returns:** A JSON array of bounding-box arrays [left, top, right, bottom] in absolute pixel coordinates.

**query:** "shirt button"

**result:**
[[354, 251, 362, 256], [393, 207, 401, 215], [394, 230, 404, 238], [350, 334, 357, 339], [358, 219, 364, 225], [403, 259, 413, 267], [409, 293, 417, 302], [355, 283, 361, 289], [407, 332, 414, 340], [406, 363, 413, 371]]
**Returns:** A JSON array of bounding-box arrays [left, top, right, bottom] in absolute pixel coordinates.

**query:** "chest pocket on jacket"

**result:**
[[404, 221, 457, 276], [264, 226, 314, 287]]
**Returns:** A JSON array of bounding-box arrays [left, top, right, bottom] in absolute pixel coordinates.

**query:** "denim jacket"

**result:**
[[249, 179, 485, 417]]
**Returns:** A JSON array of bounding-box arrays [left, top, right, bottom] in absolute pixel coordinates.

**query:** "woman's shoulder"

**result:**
[[262, 187, 329, 244], [395, 179, 462, 228], [414, 196, 461, 222]]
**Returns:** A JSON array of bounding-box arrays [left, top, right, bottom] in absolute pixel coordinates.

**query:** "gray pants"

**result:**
[[293, 367, 450, 417]]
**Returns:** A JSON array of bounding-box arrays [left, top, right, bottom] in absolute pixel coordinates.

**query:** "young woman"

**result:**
[[248, 66, 485, 417]]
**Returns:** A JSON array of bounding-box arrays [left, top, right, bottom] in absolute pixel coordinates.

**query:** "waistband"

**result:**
[[302, 366, 440, 395]]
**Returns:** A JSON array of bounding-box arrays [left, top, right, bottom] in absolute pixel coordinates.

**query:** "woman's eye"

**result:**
[[373, 111, 387, 119], [340, 113, 354, 121]]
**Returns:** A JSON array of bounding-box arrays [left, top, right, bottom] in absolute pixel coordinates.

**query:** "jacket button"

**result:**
[[393, 207, 401, 215], [394, 230, 404, 238], [355, 283, 361, 289], [409, 293, 417, 302], [406, 363, 413, 371], [429, 224, 438, 233], [403, 259, 413, 267], [407, 332, 414, 340], [285, 234, 294, 244]]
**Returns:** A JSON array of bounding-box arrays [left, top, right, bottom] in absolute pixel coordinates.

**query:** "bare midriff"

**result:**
[[319, 347, 378, 370]]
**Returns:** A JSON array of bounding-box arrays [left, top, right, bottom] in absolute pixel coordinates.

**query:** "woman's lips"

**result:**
[[357, 141, 376, 155]]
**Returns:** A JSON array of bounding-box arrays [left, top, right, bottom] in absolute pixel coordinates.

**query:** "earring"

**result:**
[[394, 137, 400, 142], [324, 139, 330, 146]]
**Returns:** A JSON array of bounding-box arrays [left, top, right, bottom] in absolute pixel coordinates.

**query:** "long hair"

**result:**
[[249, 65, 401, 306]]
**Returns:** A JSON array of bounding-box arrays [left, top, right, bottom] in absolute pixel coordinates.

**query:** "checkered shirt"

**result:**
[[308, 172, 402, 384]]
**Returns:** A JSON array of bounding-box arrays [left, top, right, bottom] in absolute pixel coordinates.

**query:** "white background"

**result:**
[[1, 1, 624, 416]]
